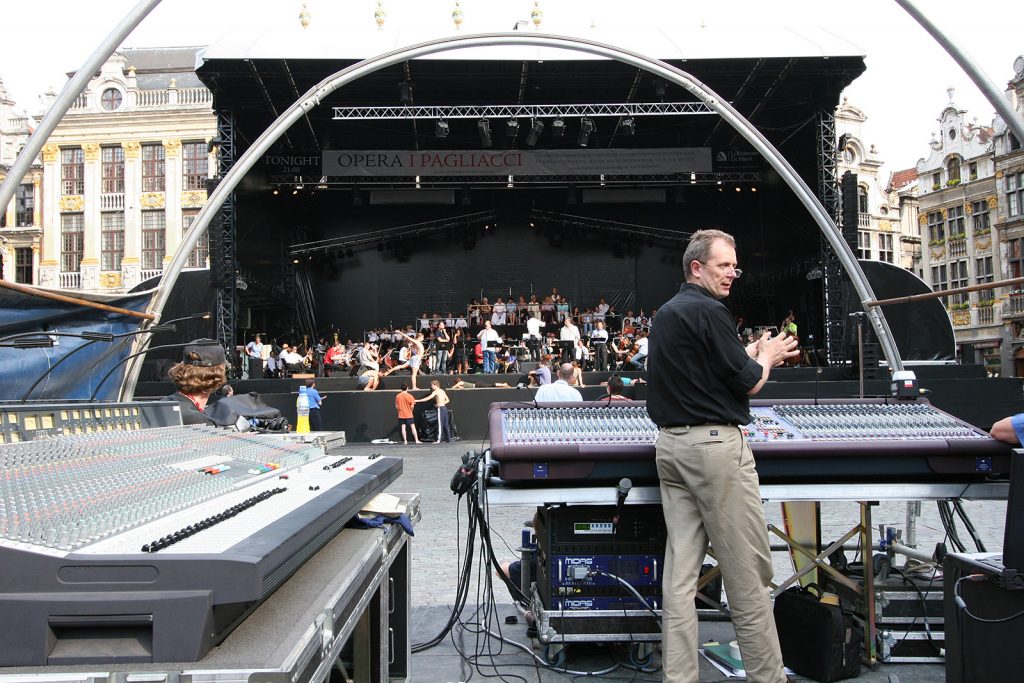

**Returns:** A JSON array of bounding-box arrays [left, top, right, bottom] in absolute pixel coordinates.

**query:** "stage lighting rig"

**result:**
[[478, 119, 492, 148], [620, 116, 635, 136], [525, 119, 544, 146], [578, 118, 594, 147], [506, 118, 519, 140], [435, 119, 449, 138], [551, 117, 565, 138]]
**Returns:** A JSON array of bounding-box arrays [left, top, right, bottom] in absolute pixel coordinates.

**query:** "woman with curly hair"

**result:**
[[164, 339, 229, 425]]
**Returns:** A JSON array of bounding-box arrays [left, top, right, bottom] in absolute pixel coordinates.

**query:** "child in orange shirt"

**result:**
[[395, 384, 420, 444]]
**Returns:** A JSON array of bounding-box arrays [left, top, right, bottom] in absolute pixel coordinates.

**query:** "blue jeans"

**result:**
[[483, 350, 496, 373], [630, 351, 647, 370]]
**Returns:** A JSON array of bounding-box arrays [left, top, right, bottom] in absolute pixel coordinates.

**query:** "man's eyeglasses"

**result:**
[[699, 262, 743, 278]]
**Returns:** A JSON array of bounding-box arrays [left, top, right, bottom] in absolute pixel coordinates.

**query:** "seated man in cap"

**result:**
[[164, 339, 230, 425]]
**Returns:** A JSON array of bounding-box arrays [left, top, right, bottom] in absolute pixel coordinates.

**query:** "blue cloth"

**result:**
[[307, 387, 323, 408], [347, 513, 415, 537], [1012, 413, 1024, 445], [483, 349, 496, 373]]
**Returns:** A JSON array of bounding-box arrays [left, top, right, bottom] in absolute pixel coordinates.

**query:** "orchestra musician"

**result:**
[[780, 310, 799, 367]]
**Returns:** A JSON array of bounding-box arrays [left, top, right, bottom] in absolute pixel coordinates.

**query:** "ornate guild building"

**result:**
[[916, 89, 1000, 373], [993, 56, 1024, 376], [835, 97, 921, 272], [0, 76, 44, 285], [37, 48, 216, 293]]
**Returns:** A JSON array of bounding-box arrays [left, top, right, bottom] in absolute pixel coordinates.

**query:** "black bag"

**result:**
[[773, 584, 863, 682], [206, 391, 288, 431]]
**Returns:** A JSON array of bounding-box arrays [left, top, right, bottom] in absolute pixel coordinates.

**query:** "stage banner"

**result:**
[[322, 147, 712, 176]]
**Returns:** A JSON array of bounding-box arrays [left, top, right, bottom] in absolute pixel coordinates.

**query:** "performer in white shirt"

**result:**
[[526, 313, 544, 361], [589, 320, 610, 371], [558, 317, 581, 364], [477, 321, 502, 373]]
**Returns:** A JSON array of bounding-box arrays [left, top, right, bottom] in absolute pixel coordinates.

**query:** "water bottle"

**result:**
[[296, 386, 310, 433]]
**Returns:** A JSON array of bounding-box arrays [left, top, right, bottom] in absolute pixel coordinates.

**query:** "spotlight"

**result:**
[[435, 119, 449, 138], [398, 81, 414, 105], [551, 117, 565, 138], [478, 119, 492, 148], [272, 187, 279, 195], [620, 117, 635, 136], [751, 187, 758, 192], [735, 186, 741, 192], [507, 174, 514, 188], [292, 188, 299, 195], [578, 118, 594, 147], [525, 119, 544, 146], [506, 118, 519, 141]]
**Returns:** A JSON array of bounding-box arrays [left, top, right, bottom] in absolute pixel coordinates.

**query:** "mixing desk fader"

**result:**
[[487, 398, 1011, 484], [0, 425, 401, 666]]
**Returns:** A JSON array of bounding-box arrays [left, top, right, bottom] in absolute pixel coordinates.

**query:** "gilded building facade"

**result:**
[[916, 89, 1000, 373], [993, 56, 1024, 376], [0, 76, 43, 285], [37, 48, 215, 293], [835, 98, 922, 273]]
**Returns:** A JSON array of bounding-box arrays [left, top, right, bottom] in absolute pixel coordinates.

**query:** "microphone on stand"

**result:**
[[612, 477, 632, 534], [813, 367, 824, 406]]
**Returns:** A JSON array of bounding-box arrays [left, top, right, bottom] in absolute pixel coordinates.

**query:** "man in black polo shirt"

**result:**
[[647, 229, 798, 683]]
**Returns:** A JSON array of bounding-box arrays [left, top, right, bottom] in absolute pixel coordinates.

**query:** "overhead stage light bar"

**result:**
[[332, 102, 714, 120]]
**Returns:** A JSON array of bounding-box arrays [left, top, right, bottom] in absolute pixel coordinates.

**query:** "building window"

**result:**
[[15, 184, 34, 227], [931, 264, 948, 306], [971, 199, 991, 233], [61, 148, 84, 195], [182, 209, 209, 268], [1007, 171, 1024, 218], [878, 233, 894, 263], [61, 213, 84, 273], [857, 231, 871, 259], [100, 87, 123, 111], [182, 142, 208, 191], [1008, 238, 1024, 279], [946, 157, 961, 184], [976, 255, 994, 301], [857, 186, 868, 214], [947, 205, 965, 237], [141, 211, 166, 270], [15, 248, 33, 285], [950, 259, 969, 306], [142, 143, 165, 192], [927, 211, 945, 243], [101, 146, 125, 194], [969, 162, 978, 180], [932, 172, 941, 189], [101, 212, 125, 272]]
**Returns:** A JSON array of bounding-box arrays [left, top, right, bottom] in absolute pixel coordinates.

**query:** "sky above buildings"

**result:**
[[2, 0, 1022, 180]]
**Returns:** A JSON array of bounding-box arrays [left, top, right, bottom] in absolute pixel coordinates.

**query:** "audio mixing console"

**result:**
[[487, 398, 1011, 484], [0, 424, 401, 666]]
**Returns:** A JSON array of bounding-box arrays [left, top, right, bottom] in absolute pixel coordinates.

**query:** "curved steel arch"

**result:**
[[124, 32, 903, 398]]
